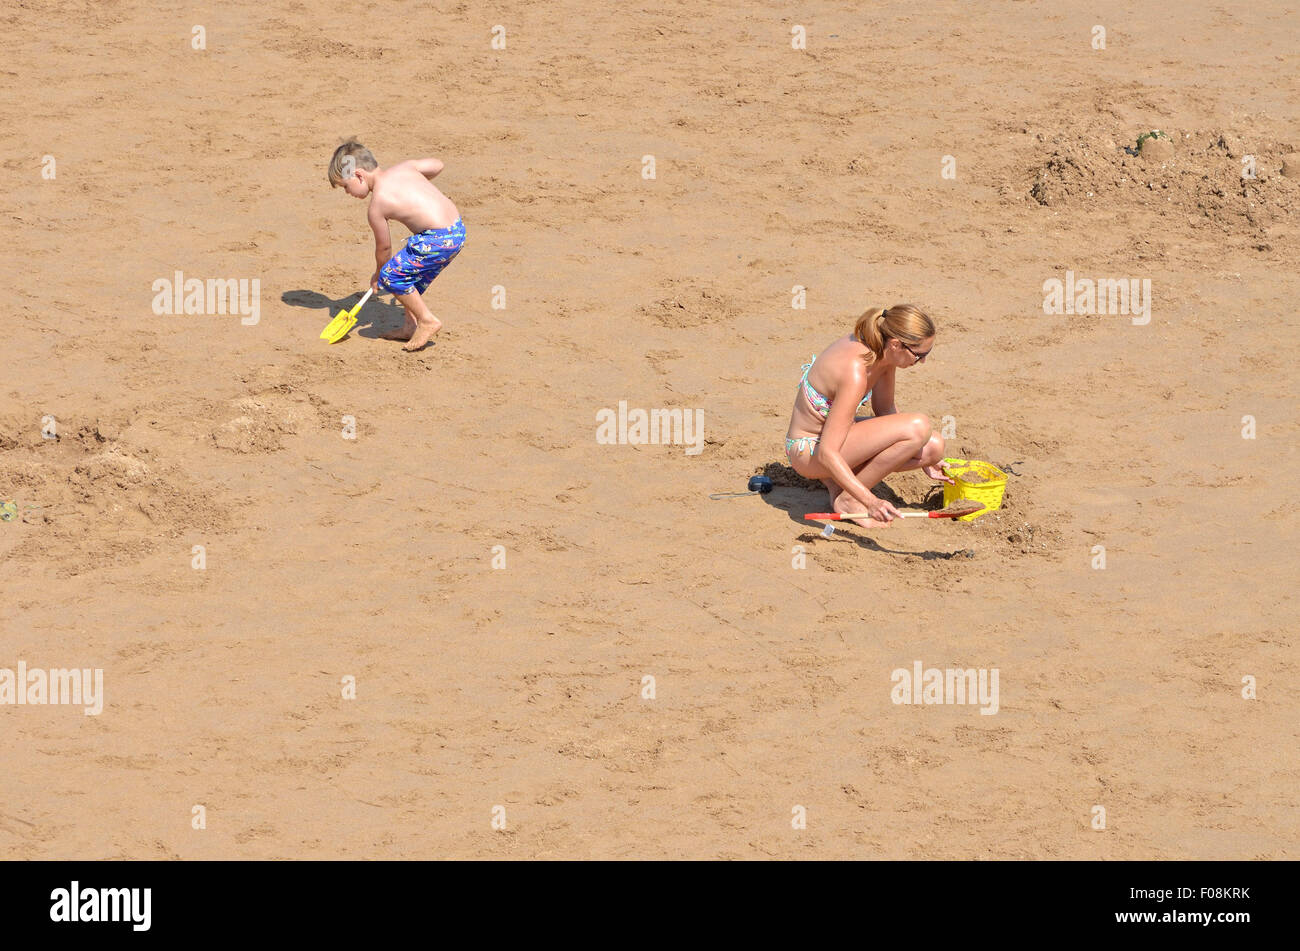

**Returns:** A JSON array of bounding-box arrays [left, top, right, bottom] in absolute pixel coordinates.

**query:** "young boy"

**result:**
[[327, 140, 466, 351]]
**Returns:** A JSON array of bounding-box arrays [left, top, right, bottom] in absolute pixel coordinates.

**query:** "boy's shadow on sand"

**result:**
[[281, 289, 410, 340], [754, 462, 975, 561]]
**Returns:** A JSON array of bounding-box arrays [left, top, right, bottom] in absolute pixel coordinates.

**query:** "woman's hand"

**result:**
[[863, 495, 902, 523], [833, 488, 899, 524], [923, 462, 955, 484]]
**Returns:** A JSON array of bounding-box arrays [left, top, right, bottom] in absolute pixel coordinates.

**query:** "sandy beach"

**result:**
[[1, 0, 1297, 859]]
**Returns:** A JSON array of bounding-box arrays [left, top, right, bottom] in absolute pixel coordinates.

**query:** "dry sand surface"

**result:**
[[2, 1, 1298, 859]]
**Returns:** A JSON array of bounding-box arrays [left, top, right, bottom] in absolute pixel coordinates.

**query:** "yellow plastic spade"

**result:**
[[319, 288, 374, 343]]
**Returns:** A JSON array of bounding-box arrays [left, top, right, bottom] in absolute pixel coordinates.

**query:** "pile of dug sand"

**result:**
[[1028, 126, 1300, 242]]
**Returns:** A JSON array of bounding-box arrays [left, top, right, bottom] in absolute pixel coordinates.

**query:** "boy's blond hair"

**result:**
[[328, 139, 377, 186]]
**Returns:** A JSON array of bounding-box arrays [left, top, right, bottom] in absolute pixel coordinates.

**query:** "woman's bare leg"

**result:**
[[794, 413, 934, 508], [883, 431, 946, 474], [836, 413, 932, 488]]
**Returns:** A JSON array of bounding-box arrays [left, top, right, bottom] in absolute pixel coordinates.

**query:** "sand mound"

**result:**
[[0, 418, 227, 576], [1028, 127, 1299, 238], [756, 461, 822, 491]]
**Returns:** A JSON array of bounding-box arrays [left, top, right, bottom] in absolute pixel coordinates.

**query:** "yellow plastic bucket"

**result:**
[[940, 458, 1007, 520]]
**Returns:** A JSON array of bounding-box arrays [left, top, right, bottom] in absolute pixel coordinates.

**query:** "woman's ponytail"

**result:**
[[853, 306, 892, 362], [853, 304, 935, 365]]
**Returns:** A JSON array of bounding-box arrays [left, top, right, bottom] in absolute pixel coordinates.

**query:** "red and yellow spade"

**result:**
[[804, 499, 986, 523]]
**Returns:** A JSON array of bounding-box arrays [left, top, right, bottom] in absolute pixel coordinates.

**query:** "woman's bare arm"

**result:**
[[870, 364, 899, 416], [815, 366, 882, 512]]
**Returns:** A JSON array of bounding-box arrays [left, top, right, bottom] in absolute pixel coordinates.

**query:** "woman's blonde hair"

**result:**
[[327, 139, 377, 186], [853, 304, 935, 363]]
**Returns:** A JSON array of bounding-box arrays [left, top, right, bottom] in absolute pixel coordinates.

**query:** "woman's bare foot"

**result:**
[[833, 491, 884, 529], [821, 479, 842, 509], [402, 313, 443, 351], [823, 479, 877, 528]]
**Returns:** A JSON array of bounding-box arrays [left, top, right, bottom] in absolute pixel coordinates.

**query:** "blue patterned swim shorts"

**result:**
[[379, 219, 466, 295]]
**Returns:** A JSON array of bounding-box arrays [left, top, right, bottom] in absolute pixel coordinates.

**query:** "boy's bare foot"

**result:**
[[380, 320, 416, 341], [402, 314, 442, 352]]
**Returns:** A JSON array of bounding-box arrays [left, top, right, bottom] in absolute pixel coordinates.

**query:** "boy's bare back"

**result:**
[[369, 159, 460, 234]]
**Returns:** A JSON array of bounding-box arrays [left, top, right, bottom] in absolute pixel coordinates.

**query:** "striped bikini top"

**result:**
[[800, 358, 871, 421]]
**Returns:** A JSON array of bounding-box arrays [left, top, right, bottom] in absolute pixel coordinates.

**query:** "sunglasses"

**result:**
[[902, 341, 931, 363]]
